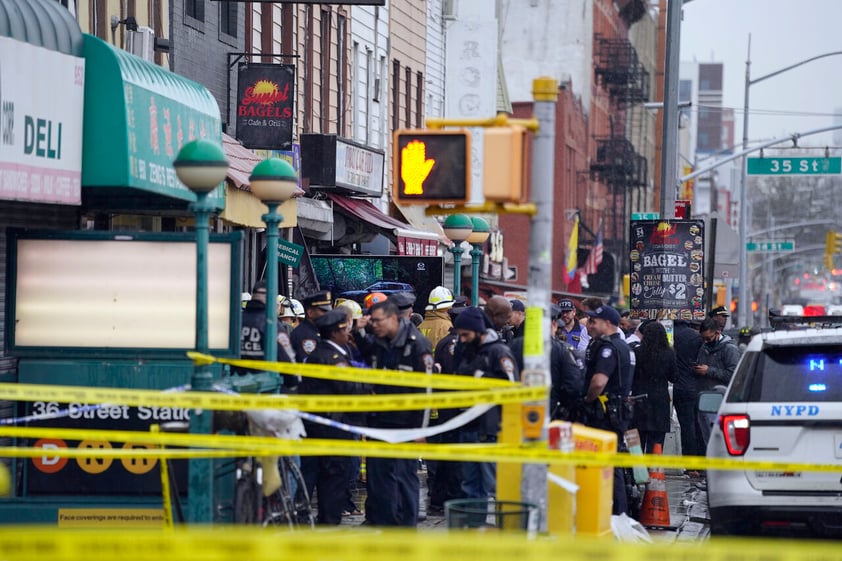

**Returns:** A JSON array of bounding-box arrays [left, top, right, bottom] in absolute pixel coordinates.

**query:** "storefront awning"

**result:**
[[81, 34, 225, 211], [326, 193, 439, 256], [219, 133, 302, 228], [0, 0, 83, 56], [393, 204, 451, 245]]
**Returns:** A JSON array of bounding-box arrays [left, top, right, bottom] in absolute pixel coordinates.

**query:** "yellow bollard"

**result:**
[[496, 402, 522, 504], [572, 423, 616, 537], [546, 421, 575, 534]]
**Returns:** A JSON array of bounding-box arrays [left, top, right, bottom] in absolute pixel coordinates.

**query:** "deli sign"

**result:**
[[235, 63, 295, 150]]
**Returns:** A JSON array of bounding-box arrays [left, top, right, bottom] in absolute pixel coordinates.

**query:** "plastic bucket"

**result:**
[[444, 499, 539, 532]]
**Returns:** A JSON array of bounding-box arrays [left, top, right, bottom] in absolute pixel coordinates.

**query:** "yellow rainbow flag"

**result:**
[[566, 215, 579, 279]]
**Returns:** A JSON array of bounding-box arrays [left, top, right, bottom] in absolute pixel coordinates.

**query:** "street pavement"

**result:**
[[339, 466, 710, 541]]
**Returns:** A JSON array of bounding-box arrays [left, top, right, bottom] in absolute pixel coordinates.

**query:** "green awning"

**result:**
[[81, 34, 224, 209], [0, 0, 83, 56]]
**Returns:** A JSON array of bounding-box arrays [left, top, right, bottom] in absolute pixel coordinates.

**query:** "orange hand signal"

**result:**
[[400, 140, 435, 195]]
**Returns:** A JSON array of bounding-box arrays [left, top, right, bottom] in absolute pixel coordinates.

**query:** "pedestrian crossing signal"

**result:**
[[392, 129, 470, 205]]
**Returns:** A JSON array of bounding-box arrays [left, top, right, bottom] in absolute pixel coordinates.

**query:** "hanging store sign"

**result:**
[[629, 220, 706, 321], [235, 63, 295, 150]]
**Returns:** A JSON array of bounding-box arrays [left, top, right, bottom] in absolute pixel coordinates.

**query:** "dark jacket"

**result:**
[[365, 318, 434, 429], [631, 345, 677, 433], [455, 329, 519, 435], [695, 334, 741, 390], [237, 299, 295, 385], [300, 340, 368, 438], [509, 336, 583, 421], [673, 320, 703, 393], [290, 318, 320, 363]]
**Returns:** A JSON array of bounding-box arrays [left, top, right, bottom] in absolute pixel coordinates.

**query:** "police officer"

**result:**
[[290, 290, 332, 363], [452, 306, 519, 500], [388, 291, 417, 320], [236, 280, 296, 387], [363, 299, 434, 527], [556, 298, 590, 371], [509, 312, 583, 422], [299, 309, 368, 525], [582, 304, 632, 515]]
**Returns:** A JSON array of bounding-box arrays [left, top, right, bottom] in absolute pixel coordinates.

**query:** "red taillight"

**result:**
[[720, 414, 750, 456]]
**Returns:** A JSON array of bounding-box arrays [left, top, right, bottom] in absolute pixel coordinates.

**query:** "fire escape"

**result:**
[[589, 35, 651, 287]]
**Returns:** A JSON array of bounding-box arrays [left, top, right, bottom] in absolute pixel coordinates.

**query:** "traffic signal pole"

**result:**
[[418, 84, 555, 529], [519, 77, 559, 531]]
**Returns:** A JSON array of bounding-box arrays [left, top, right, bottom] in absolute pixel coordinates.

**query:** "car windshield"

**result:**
[[736, 345, 842, 402]]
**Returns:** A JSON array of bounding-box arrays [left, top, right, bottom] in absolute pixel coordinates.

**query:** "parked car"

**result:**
[[706, 312, 842, 537], [337, 281, 415, 303]]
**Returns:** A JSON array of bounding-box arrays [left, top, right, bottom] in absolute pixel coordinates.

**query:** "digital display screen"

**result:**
[[311, 255, 444, 314]]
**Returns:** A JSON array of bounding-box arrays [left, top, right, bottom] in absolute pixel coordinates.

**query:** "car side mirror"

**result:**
[[697, 390, 724, 414]]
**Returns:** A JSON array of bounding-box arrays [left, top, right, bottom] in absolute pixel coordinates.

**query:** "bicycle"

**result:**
[[227, 407, 315, 529]]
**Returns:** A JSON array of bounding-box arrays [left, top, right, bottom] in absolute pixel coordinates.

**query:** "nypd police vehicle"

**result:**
[[706, 311, 842, 537]]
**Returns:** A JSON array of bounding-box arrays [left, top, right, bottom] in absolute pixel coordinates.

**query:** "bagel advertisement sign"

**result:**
[[629, 220, 706, 320], [235, 63, 295, 150]]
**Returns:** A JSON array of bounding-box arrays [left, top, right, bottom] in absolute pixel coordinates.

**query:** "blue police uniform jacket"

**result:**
[[366, 318, 434, 429], [238, 300, 294, 382], [290, 319, 320, 363], [300, 340, 367, 438], [585, 332, 632, 398], [455, 329, 519, 436]]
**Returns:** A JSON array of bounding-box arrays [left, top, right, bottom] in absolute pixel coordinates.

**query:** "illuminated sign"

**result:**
[[392, 129, 470, 205]]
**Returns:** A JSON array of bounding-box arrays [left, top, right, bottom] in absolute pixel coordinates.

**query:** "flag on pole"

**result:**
[[583, 220, 604, 275], [565, 215, 579, 280]]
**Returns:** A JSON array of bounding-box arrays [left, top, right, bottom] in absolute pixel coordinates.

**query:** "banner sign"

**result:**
[[235, 63, 294, 150], [277, 238, 304, 267], [629, 220, 706, 321]]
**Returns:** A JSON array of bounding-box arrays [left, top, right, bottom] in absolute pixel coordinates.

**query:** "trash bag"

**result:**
[[611, 513, 653, 543]]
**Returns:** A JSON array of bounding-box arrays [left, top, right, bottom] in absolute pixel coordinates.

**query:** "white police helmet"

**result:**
[[241, 292, 252, 309]]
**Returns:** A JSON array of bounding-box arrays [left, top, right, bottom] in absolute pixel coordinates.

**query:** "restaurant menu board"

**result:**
[[629, 220, 706, 320]]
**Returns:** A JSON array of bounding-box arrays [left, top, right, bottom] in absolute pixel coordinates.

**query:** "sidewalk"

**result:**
[[340, 467, 710, 540]]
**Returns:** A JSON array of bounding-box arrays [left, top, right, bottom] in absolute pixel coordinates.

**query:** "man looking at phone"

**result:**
[[691, 318, 741, 452]]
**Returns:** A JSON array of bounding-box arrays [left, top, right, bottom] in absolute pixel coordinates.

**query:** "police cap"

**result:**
[[315, 308, 349, 331], [302, 290, 333, 311], [388, 291, 416, 311]]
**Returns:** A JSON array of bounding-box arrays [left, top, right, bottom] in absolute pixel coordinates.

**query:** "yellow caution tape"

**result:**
[[0, 526, 833, 561], [188, 352, 517, 389], [5, 425, 842, 473], [0, 383, 546, 412]]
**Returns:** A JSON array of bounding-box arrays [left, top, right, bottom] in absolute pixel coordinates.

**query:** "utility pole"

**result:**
[[521, 77, 557, 532], [658, 0, 682, 220]]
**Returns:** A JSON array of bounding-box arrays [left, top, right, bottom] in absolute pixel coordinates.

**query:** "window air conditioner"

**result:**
[[126, 26, 155, 62]]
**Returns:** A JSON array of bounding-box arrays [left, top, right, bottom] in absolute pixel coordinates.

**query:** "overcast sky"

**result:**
[[680, 0, 842, 148]]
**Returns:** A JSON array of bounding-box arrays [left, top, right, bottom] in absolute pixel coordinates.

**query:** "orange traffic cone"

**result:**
[[639, 443, 672, 528]]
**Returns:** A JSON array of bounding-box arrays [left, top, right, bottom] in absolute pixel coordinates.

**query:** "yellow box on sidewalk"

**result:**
[[572, 423, 616, 537]]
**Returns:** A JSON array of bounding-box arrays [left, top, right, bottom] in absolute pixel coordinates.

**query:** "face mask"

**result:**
[[705, 338, 718, 349]]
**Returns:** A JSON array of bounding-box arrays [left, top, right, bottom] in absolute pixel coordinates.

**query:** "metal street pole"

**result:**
[[188, 193, 214, 522], [658, 0, 682, 220], [521, 76, 557, 530], [452, 245, 464, 297], [174, 139, 229, 525], [263, 203, 283, 362], [737, 43, 842, 328], [737, 37, 752, 328]]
